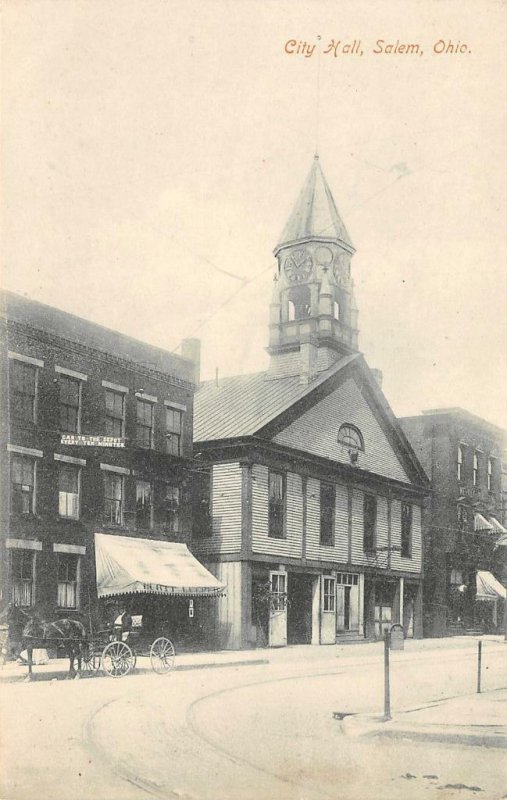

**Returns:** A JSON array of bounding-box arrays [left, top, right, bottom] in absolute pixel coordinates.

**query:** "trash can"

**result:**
[[390, 623, 404, 650]]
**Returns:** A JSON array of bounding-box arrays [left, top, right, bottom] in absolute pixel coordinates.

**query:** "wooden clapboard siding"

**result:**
[[390, 501, 422, 573], [273, 377, 409, 483], [306, 479, 348, 562], [204, 561, 242, 649], [192, 462, 242, 556], [251, 464, 303, 557]]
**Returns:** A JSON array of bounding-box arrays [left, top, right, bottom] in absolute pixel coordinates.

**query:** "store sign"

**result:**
[[189, 599, 194, 618], [61, 434, 125, 448]]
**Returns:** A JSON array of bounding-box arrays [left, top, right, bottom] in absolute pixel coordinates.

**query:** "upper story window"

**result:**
[[57, 553, 79, 609], [337, 424, 364, 452], [473, 451, 479, 487], [457, 505, 469, 531], [457, 445, 464, 481], [320, 482, 335, 546], [164, 485, 180, 534], [58, 463, 80, 520], [10, 455, 35, 515], [105, 390, 125, 438], [333, 301, 340, 320], [10, 360, 38, 424], [59, 376, 81, 433], [136, 398, 154, 449], [166, 408, 183, 456], [487, 457, 493, 491], [10, 549, 35, 606], [401, 502, 413, 558], [268, 471, 285, 539], [136, 480, 153, 529], [193, 470, 212, 538], [104, 473, 123, 526], [363, 494, 377, 552]]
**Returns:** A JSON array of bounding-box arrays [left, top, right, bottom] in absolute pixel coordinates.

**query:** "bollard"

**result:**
[[384, 629, 391, 720], [477, 640, 482, 694]]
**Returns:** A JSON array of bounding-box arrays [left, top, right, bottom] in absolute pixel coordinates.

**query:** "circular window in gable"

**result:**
[[337, 424, 364, 452]]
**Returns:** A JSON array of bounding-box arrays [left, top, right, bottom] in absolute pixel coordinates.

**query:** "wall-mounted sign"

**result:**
[[61, 434, 125, 448], [189, 599, 194, 618]]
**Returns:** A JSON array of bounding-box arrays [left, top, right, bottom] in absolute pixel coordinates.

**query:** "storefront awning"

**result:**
[[95, 533, 226, 598], [474, 513, 495, 532], [476, 570, 506, 601], [489, 517, 507, 534]]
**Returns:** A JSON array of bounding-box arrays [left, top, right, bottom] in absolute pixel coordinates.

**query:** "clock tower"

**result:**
[[268, 155, 359, 382]]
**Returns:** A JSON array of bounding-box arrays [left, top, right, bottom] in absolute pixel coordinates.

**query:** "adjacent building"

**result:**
[[194, 156, 430, 650], [400, 408, 507, 637], [0, 291, 220, 647]]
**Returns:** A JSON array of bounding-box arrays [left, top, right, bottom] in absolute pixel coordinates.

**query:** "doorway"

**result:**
[[287, 573, 314, 644]]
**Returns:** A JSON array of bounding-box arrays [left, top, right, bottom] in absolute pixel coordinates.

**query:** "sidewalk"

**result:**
[[340, 688, 507, 748], [1, 633, 504, 682]]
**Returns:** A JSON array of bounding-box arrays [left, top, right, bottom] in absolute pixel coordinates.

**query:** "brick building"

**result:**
[[0, 291, 222, 647], [194, 156, 430, 649], [400, 408, 507, 636]]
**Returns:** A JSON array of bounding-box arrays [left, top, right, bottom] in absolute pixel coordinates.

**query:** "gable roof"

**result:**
[[194, 354, 359, 441], [194, 354, 429, 488], [274, 155, 353, 254]]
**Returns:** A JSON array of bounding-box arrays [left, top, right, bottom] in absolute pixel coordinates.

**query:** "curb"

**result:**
[[176, 658, 269, 672], [339, 712, 507, 749]]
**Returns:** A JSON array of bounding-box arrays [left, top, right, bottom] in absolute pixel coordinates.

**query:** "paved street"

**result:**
[[1, 638, 506, 800]]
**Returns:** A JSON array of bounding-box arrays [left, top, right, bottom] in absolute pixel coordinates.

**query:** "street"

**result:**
[[1, 638, 506, 800]]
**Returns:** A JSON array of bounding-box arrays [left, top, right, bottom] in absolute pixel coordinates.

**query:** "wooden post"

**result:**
[[477, 640, 482, 694], [384, 630, 391, 720]]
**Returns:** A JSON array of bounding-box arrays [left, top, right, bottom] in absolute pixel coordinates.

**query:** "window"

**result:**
[[363, 494, 377, 552], [57, 554, 79, 609], [473, 452, 479, 486], [10, 455, 35, 515], [270, 572, 287, 611], [59, 375, 81, 433], [457, 445, 464, 481], [333, 301, 340, 320], [487, 458, 493, 491], [58, 464, 80, 519], [193, 471, 212, 538], [320, 482, 335, 546], [166, 408, 183, 456], [322, 577, 336, 612], [11, 360, 37, 423], [136, 399, 154, 449], [401, 502, 413, 558], [10, 550, 35, 606], [104, 473, 123, 525], [337, 424, 364, 451], [268, 471, 285, 538], [164, 485, 180, 533], [457, 505, 469, 530], [105, 390, 125, 437], [136, 480, 153, 529], [336, 572, 359, 586]]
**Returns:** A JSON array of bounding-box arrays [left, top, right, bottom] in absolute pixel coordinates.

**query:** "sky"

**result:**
[[2, 0, 507, 429]]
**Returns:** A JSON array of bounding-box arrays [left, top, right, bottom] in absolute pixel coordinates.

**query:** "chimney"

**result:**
[[181, 338, 201, 384], [371, 368, 383, 389]]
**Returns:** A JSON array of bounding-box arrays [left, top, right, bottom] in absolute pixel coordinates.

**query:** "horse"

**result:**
[[5, 605, 87, 681]]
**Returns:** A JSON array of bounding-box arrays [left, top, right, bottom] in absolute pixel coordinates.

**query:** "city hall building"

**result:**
[[193, 156, 430, 649]]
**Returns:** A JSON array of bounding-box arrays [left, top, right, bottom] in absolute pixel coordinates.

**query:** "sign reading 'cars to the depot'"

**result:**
[[61, 434, 125, 447]]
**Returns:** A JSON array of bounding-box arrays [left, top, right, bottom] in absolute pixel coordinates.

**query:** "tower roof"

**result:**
[[275, 155, 353, 254]]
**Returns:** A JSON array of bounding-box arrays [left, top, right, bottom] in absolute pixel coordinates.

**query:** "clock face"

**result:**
[[333, 253, 349, 281], [284, 248, 313, 282]]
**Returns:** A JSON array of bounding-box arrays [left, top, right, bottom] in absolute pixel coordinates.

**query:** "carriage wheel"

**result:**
[[150, 637, 175, 674], [101, 641, 134, 678], [82, 646, 100, 674]]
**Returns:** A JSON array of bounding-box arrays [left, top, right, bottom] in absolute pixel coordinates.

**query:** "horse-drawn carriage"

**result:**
[[82, 614, 175, 678]]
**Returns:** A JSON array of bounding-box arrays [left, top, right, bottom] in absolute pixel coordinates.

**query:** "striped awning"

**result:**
[[474, 513, 495, 532], [95, 533, 226, 598], [489, 517, 507, 534], [476, 570, 507, 601]]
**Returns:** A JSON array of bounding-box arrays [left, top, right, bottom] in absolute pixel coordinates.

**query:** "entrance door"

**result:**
[[287, 573, 314, 644], [268, 571, 287, 647], [320, 576, 336, 644]]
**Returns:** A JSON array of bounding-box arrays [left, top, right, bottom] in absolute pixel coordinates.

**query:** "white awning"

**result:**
[[476, 570, 506, 601], [474, 513, 494, 532], [95, 533, 226, 598], [489, 517, 507, 534]]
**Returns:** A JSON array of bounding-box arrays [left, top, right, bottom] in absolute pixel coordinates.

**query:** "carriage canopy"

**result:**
[[94, 533, 226, 598]]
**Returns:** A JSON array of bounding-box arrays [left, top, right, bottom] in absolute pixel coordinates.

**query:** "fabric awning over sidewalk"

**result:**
[[95, 532, 226, 598], [474, 513, 495, 532], [476, 570, 506, 601]]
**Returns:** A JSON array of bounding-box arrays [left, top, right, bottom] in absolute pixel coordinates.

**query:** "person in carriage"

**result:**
[[113, 604, 132, 643]]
